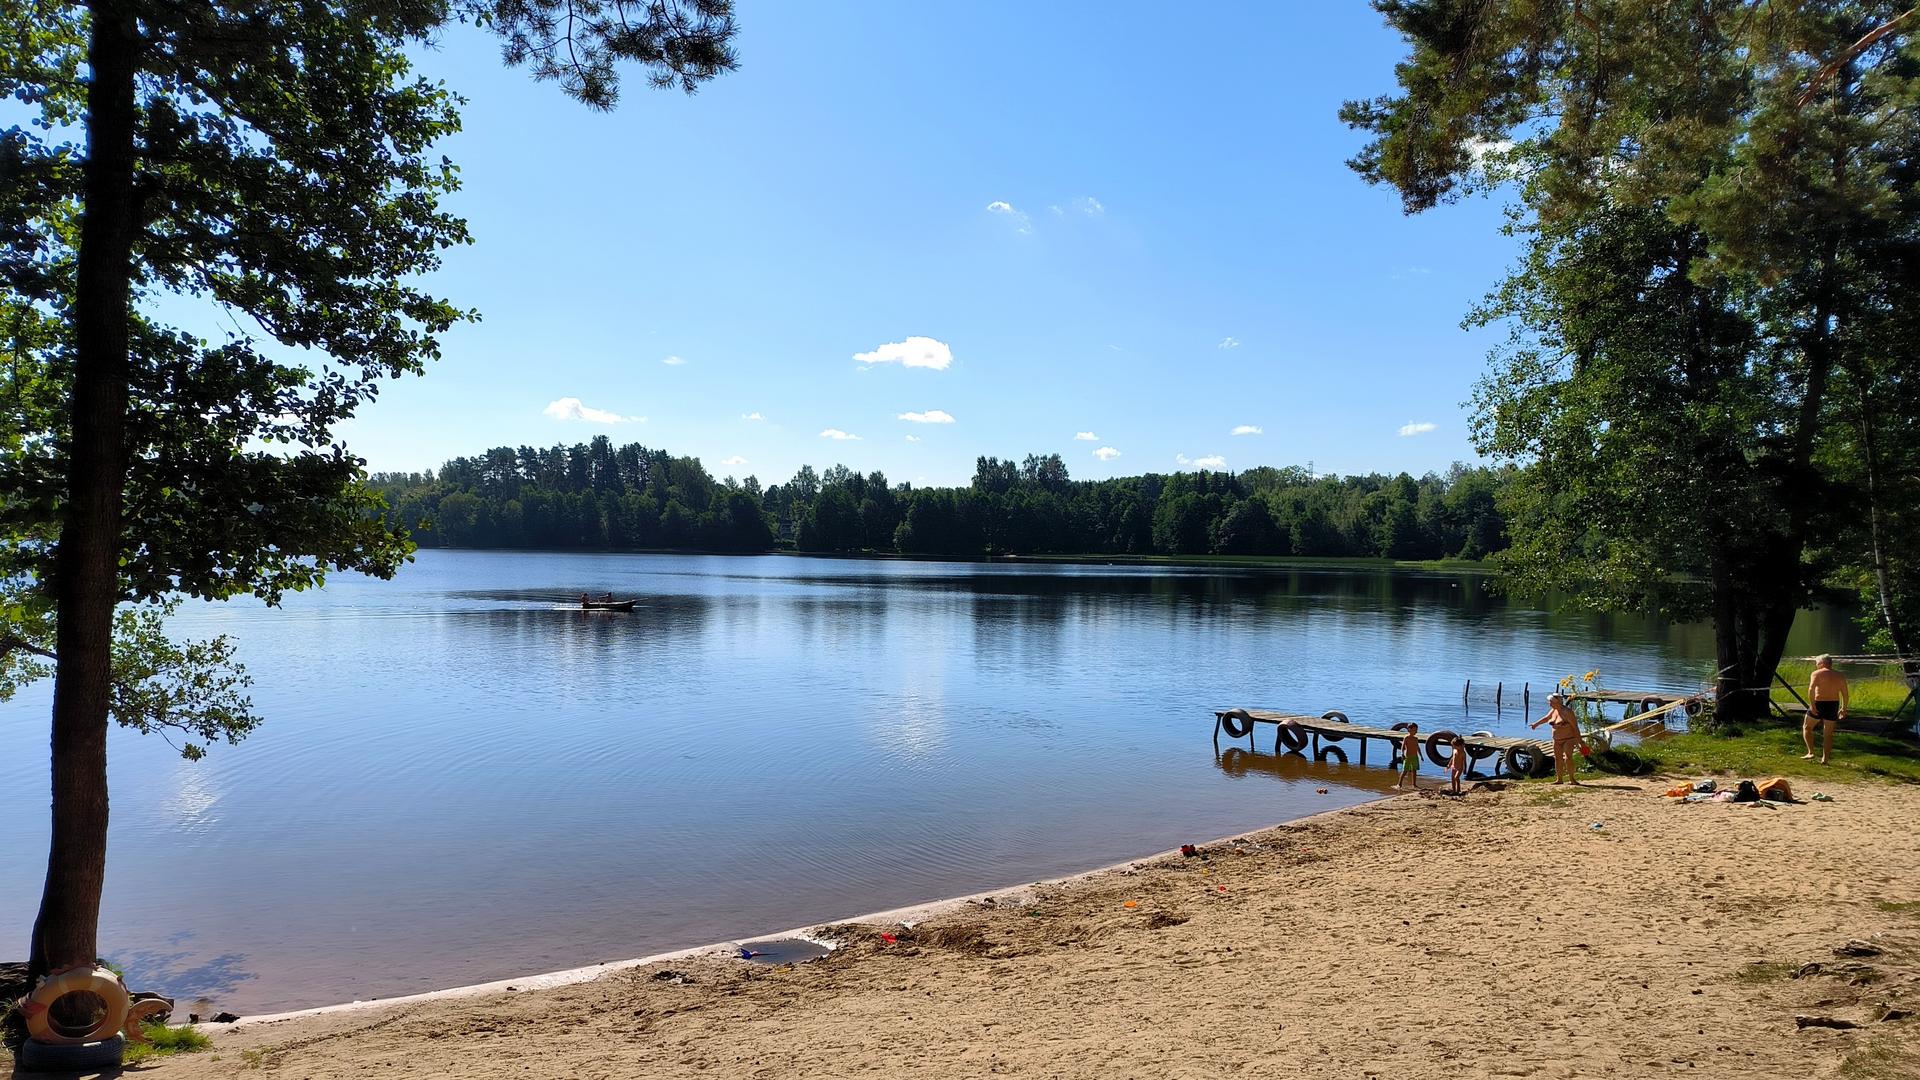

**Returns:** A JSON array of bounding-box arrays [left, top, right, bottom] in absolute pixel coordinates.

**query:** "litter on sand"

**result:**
[[1812, 793, 1836, 802]]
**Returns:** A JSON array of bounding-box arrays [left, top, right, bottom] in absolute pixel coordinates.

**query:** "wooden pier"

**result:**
[[1563, 689, 1707, 717], [1213, 708, 1562, 778]]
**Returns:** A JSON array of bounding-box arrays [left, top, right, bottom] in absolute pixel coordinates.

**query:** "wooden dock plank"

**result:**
[[1214, 709, 1553, 754]]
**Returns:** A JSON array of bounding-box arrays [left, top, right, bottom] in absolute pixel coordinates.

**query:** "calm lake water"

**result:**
[[0, 551, 1857, 1013]]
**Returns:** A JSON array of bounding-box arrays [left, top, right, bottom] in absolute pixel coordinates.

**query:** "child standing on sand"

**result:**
[[1447, 735, 1468, 795], [1397, 723, 1421, 792]]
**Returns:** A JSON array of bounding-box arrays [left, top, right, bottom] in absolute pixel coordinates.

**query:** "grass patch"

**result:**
[[122, 1022, 213, 1065], [1734, 959, 1798, 984], [1837, 1036, 1918, 1080], [1772, 661, 1916, 718], [1873, 900, 1920, 916], [1625, 725, 1920, 784]]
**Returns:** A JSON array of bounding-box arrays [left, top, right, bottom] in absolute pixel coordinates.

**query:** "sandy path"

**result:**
[[120, 778, 1920, 1078]]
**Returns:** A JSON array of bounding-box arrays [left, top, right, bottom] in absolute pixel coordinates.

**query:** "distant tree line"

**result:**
[[370, 439, 1515, 561]]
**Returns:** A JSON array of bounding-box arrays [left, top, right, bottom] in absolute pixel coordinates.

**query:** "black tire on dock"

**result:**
[[1640, 696, 1665, 714], [1502, 744, 1547, 779], [1683, 699, 1703, 718], [1425, 730, 1460, 768], [1315, 745, 1348, 764], [1318, 711, 1350, 743], [1277, 724, 1309, 752], [1390, 721, 1411, 732], [1220, 711, 1254, 738], [1465, 731, 1498, 762]]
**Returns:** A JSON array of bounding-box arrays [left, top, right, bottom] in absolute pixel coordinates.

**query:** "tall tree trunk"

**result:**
[[30, 0, 138, 979], [1854, 385, 1915, 662]]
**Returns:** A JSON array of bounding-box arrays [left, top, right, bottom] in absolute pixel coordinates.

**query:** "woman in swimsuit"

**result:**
[[1529, 694, 1588, 785]]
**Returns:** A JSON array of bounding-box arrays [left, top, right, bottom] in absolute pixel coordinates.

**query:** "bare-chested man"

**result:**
[[1803, 655, 1849, 764], [1529, 693, 1588, 785]]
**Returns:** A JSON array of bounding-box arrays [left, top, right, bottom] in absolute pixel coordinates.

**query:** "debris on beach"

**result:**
[[1834, 940, 1884, 959], [1794, 1014, 1861, 1030]]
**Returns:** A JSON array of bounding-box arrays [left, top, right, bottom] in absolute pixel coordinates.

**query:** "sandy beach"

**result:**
[[89, 777, 1920, 1077]]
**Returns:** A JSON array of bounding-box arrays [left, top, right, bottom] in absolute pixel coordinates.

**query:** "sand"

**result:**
[[95, 778, 1920, 1077]]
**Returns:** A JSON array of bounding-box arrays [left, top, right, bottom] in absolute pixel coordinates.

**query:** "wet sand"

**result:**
[[92, 778, 1920, 1077]]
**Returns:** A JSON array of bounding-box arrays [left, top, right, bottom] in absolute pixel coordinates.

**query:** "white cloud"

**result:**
[[720, 455, 748, 466], [986, 200, 1032, 234], [1073, 195, 1104, 215], [819, 428, 862, 441], [661, 355, 687, 366], [741, 411, 764, 421], [1049, 204, 1064, 217], [1217, 337, 1240, 350], [905, 435, 921, 443], [1074, 431, 1099, 441], [1231, 424, 1263, 436], [1177, 453, 1228, 470], [1093, 446, 1121, 462], [854, 336, 953, 371], [1398, 421, 1438, 437], [543, 397, 642, 424], [897, 409, 955, 424]]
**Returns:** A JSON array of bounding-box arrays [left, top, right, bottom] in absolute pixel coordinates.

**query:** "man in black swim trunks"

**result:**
[[1803, 655, 1849, 765]]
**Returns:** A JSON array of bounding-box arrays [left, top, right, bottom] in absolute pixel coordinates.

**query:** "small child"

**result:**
[[1397, 723, 1421, 792], [1447, 735, 1468, 795]]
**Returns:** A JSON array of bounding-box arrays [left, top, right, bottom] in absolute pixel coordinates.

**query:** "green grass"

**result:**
[[1622, 724, 1920, 784], [1771, 661, 1916, 717], [122, 1022, 213, 1065], [1875, 900, 1920, 916], [1837, 1036, 1918, 1080], [1734, 959, 1799, 984]]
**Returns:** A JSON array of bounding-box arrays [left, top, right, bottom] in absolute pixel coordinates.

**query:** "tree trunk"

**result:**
[[30, 0, 138, 979], [1854, 387, 1915, 662]]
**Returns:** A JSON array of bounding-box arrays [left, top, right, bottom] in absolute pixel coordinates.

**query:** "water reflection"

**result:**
[[0, 550, 1867, 1016]]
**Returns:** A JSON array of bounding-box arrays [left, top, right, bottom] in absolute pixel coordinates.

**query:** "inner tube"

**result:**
[[1466, 731, 1498, 761], [22, 967, 130, 1046], [1319, 711, 1350, 743], [1425, 730, 1460, 768], [1277, 723, 1309, 752], [1220, 711, 1254, 739], [1315, 744, 1348, 764]]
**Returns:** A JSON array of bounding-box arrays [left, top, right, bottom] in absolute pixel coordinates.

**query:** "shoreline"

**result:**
[[131, 774, 1920, 1078], [209, 794, 1392, 1029]]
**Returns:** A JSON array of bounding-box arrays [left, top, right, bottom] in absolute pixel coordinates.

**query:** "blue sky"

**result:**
[[331, 2, 1520, 487]]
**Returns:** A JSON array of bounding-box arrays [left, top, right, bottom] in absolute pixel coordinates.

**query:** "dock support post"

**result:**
[[1496, 682, 1503, 708], [1464, 679, 1470, 705]]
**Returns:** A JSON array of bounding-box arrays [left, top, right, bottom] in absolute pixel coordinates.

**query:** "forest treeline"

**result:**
[[368, 438, 1515, 561]]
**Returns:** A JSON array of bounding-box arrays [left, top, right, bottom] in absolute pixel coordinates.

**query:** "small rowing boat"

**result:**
[[579, 598, 638, 612]]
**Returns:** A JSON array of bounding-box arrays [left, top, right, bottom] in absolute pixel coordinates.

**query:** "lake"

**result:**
[[0, 551, 1857, 1013]]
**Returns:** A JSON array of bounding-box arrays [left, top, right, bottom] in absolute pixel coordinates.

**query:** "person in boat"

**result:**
[[579, 593, 590, 608], [1803, 655, 1849, 764], [603, 592, 614, 602]]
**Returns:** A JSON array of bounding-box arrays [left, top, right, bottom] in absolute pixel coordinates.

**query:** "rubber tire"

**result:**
[[1503, 745, 1545, 779], [1277, 724, 1309, 752], [17, 1035, 126, 1071], [1319, 711, 1350, 743], [1640, 697, 1664, 714], [1425, 730, 1460, 769], [1220, 711, 1253, 739], [1315, 745, 1348, 764], [1465, 731, 1498, 762], [23, 967, 128, 1045], [1683, 699, 1703, 718]]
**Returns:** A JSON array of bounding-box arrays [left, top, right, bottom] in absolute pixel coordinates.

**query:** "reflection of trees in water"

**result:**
[[111, 948, 254, 1001]]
